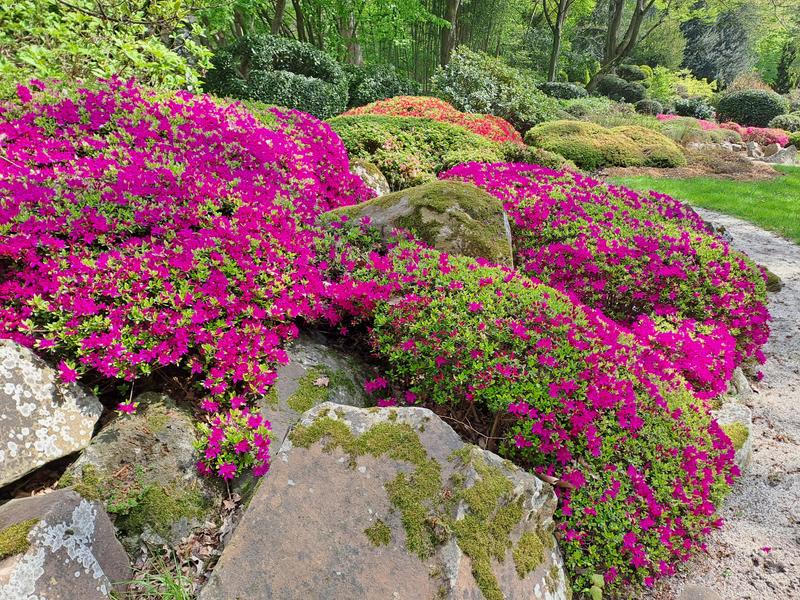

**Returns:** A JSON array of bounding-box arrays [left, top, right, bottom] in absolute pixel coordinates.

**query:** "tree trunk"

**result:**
[[291, 0, 306, 42], [339, 12, 363, 65], [440, 0, 461, 66], [271, 0, 286, 34]]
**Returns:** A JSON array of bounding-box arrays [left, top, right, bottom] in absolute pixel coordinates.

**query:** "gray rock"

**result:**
[[326, 180, 514, 266], [726, 367, 753, 401], [351, 159, 390, 197], [763, 143, 781, 157], [747, 141, 764, 158], [0, 340, 102, 488], [60, 393, 223, 550], [762, 145, 798, 165], [201, 403, 568, 600], [0, 489, 130, 599], [714, 401, 753, 470], [259, 330, 373, 446]]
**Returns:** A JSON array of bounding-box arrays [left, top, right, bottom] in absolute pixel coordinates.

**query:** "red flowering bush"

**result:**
[[441, 163, 769, 395], [718, 122, 790, 146], [343, 96, 523, 144], [321, 221, 737, 594], [0, 79, 372, 477]]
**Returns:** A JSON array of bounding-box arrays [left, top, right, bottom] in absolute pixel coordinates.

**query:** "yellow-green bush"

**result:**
[[524, 120, 645, 170], [612, 125, 687, 167]]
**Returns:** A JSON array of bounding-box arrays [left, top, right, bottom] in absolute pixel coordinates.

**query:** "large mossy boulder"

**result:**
[[259, 330, 374, 446], [58, 393, 224, 551], [327, 180, 514, 266], [200, 403, 568, 600], [0, 490, 130, 599], [0, 340, 102, 488]]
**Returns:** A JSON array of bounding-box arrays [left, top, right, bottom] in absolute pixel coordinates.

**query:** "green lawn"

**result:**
[[609, 165, 800, 244]]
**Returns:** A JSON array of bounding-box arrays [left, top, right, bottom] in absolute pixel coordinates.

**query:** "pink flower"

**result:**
[[218, 462, 237, 480], [58, 361, 78, 383]]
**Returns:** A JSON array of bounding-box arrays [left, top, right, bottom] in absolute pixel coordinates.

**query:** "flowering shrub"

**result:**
[[0, 79, 372, 476], [321, 222, 737, 595], [719, 122, 790, 146], [441, 163, 769, 391], [343, 96, 523, 144]]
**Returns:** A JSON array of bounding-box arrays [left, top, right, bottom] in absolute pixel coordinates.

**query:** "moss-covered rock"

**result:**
[[350, 158, 390, 197], [612, 125, 688, 168], [58, 392, 223, 551], [200, 403, 568, 600], [525, 120, 645, 170], [714, 401, 753, 470], [326, 180, 513, 266]]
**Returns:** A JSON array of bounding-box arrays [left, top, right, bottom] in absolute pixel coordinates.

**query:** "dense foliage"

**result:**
[[525, 120, 641, 169], [610, 126, 687, 168], [715, 89, 789, 127], [431, 47, 560, 132], [674, 97, 715, 120], [0, 79, 372, 478], [442, 163, 769, 388], [343, 96, 523, 144], [768, 112, 800, 132], [345, 64, 421, 108], [537, 82, 588, 100], [0, 0, 209, 93], [595, 74, 647, 103], [324, 220, 738, 595], [635, 100, 664, 116], [204, 34, 348, 118]]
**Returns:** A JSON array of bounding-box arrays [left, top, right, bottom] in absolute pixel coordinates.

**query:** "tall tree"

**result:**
[[542, 0, 576, 81], [775, 39, 798, 92], [440, 0, 461, 65]]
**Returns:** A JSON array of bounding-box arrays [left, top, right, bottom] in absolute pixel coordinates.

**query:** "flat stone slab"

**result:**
[[0, 340, 102, 487], [0, 489, 130, 599], [201, 403, 568, 600]]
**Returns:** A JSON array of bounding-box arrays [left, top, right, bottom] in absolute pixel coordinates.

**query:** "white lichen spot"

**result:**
[[0, 547, 45, 600]]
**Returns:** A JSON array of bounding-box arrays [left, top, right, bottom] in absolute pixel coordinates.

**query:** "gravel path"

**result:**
[[653, 209, 800, 600]]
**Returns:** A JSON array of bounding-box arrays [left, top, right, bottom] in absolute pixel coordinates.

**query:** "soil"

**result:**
[[602, 161, 780, 181], [649, 208, 800, 599]]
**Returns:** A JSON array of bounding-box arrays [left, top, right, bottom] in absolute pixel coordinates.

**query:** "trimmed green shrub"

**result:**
[[674, 97, 714, 120], [617, 64, 647, 82], [612, 125, 687, 167], [525, 120, 644, 170], [635, 99, 664, 115], [558, 96, 616, 118], [596, 74, 647, 103], [790, 132, 800, 148], [327, 114, 504, 190], [499, 143, 575, 171], [716, 89, 789, 127], [204, 34, 348, 118], [345, 64, 421, 108], [768, 112, 800, 133], [431, 46, 560, 131], [537, 81, 588, 99]]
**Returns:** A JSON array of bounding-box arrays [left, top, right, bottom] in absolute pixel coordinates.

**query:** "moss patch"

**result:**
[[61, 464, 209, 539], [0, 519, 39, 560], [364, 519, 392, 546], [722, 422, 750, 450], [287, 368, 333, 413], [290, 414, 542, 599]]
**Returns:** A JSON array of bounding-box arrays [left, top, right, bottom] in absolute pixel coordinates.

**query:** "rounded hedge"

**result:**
[[595, 74, 647, 103], [674, 97, 714, 120], [525, 120, 645, 170], [612, 125, 687, 167], [204, 34, 348, 118], [327, 114, 505, 190], [635, 99, 663, 115], [617, 64, 647, 82], [768, 112, 800, 133], [537, 81, 588, 100], [790, 131, 800, 148], [345, 64, 420, 108], [715, 89, 789, 127]]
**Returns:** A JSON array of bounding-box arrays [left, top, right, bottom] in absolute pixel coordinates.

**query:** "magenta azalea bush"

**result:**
[[321, 221, 738, 594], [0, 79, 372, 476], [440, 163, 769, 397]]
